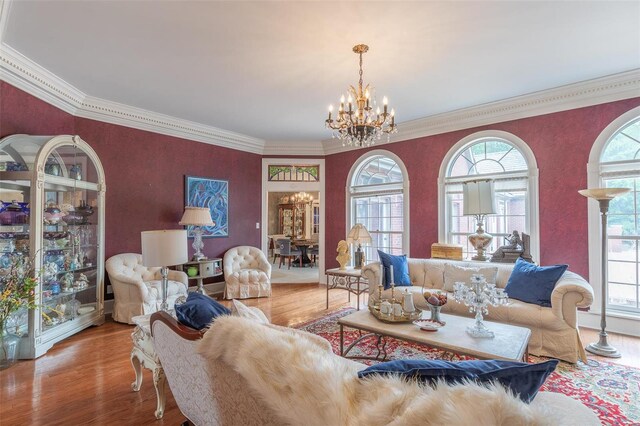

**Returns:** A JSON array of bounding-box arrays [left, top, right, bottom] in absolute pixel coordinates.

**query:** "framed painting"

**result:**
[[184, 176, 229, 237]]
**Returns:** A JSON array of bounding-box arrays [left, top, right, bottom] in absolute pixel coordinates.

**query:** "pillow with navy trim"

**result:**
[[377, 250, 411, 289], [175, 292, 231, 330], [357, 358, 558, 403], [504, 258, 568, 307]]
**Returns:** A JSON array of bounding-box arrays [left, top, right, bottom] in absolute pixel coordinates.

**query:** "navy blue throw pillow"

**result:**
[[358, 359, 558, 403], [504, 258, 568, 307], [377, 250, 411, 290], [175, 292, 231, 330]]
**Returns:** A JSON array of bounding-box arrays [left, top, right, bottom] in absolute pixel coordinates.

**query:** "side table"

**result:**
[[325, 267, 369, 310], [131, 314, 166, 419], [177, 258, 223, 295]]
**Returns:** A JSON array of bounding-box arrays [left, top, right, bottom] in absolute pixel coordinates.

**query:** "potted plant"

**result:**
[[0, 254, 38, 369]]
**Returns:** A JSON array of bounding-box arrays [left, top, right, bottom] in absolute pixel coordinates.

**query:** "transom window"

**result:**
[[441, 135, 537, 260], [598, 116, 640, 314], [349, 153, 408, 264]]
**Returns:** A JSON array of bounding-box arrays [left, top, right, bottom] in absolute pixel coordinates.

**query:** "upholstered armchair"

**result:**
[[223, 246, 271, 299], [106, 253, 189, 324]]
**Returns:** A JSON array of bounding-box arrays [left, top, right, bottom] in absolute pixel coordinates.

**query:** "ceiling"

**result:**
[[2, 1, 639, 143]]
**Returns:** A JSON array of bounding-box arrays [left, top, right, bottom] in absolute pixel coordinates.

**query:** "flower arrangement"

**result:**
[[0, 254, 38, 330]]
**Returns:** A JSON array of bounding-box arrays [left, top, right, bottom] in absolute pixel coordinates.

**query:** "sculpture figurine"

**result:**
[[490, 231, 534, 263], [336, 240, 351, 270]]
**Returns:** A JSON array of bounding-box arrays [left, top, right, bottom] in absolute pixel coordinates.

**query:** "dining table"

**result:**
[[292, 239, 314, 267]]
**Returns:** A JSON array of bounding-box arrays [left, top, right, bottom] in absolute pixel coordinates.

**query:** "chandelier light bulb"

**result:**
[[391, 108, 395, 116], [376, 106, 381, 115], [383, 96, 388, 106], [347, 94, 353, 104], [329, 105, 333, 112], [340, 95, 345, 104]]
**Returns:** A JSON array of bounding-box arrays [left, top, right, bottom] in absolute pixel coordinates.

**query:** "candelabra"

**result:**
[[453, 274, 509, 338]]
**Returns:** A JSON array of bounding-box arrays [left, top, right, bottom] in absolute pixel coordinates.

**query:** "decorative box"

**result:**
[[431, 243, 463, 260]]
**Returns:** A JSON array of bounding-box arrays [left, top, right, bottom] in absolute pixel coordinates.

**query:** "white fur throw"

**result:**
[[195, 316, 571, 426]]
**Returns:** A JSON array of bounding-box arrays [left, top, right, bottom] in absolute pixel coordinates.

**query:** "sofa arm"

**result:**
[[258, 258, 272, 278], [550, 271, 594, 328], [362, 262, 383, 297], [166, 269, 188, 286]]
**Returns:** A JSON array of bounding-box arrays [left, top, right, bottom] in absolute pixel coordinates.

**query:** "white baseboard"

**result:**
[[578, 311, 640, 337]]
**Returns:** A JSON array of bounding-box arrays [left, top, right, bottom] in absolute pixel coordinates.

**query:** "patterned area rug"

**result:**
[[296, 308, 640, 425]]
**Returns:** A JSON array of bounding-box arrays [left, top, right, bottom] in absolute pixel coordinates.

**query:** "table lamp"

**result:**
[[463, 179, 496, 261], [141, 230, 188, 311], [579, 187, 630, 358], [347, 223, 372, 269], [179, 206, 215, 261]]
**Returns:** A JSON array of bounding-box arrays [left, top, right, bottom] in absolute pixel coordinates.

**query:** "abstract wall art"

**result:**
[[184, 176, 229, 237]]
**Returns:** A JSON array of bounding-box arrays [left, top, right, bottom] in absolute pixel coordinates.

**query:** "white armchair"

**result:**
[[106, 253, 188, 324], [223, 246, 271, 299]]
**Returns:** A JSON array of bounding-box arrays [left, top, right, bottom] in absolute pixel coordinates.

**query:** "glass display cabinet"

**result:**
[[0, 135, 106, 358]]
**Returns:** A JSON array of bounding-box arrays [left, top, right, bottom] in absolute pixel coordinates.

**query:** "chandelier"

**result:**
[[325, 44, 397, 148], [291, 192, 313, 206]]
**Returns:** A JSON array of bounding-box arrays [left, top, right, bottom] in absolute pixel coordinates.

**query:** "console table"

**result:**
[[130, 314, 166, 419], [177, 258, 223, 295], [325, 267, 369, 310]]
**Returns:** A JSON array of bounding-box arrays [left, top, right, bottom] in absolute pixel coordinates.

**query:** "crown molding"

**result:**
[[0, 42, 265, 154], [262, 140, 325, 156], [0, 43, 83, 115], [1, 31, 638, 157], [322, 69, 640, 156], [77, 95, 265, 154]]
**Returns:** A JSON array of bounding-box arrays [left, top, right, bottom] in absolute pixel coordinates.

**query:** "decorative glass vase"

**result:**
[[428, 304, 443, 323], [0, 321, 20, 369]]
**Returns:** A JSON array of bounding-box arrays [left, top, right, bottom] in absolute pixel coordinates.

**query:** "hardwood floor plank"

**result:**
[[1, 283, 638, 425]]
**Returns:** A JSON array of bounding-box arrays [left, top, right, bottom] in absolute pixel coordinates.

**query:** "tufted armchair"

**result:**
[[223, 246, 271, 299], [106, 253, 189, 324]]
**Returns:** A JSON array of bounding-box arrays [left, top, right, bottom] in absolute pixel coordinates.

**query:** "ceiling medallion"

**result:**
[[325, 44, 397, 148]]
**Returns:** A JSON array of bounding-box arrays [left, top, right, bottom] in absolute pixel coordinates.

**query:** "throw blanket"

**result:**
[[197, 316, 556, 426]]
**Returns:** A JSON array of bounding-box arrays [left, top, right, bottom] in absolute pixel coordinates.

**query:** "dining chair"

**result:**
[[276, 239, 301, 269]]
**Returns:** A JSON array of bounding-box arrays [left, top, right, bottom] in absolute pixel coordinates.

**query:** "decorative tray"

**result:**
[[368, 305, 423, 323]]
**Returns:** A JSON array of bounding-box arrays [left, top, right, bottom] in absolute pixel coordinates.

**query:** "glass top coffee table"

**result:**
[[338, 309, 531, 362]]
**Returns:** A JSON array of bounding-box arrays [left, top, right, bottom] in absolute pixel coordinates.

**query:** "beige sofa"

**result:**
[[362, 258, 594, 364], [151, 311, 599, 425]]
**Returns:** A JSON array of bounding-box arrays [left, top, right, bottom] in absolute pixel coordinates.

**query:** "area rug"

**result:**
[[296, 308, 640, 426]]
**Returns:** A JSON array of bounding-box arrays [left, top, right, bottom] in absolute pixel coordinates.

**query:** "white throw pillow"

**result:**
[[443, 263, 498, 292], [231, 299, 270, 324]]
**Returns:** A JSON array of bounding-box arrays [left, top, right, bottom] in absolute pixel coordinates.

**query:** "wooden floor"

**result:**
[[1, 283, 638, 425]]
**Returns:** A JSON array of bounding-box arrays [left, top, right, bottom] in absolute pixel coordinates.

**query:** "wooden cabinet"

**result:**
[[278, 204, 304, 238], [0, 135, 106, 359]]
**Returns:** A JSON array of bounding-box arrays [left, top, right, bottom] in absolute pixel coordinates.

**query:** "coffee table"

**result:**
[[338, 310, 531, 362]]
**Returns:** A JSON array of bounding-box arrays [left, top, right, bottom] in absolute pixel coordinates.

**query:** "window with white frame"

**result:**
[[596, 115, 640, 314], [349, 153, 408, 264], [442, 136, 536, 259]]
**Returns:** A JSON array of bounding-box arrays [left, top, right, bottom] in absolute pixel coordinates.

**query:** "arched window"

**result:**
[[347, 150, 409, 263], [588, 107, 640, 315], [439, 131, 539, 261]]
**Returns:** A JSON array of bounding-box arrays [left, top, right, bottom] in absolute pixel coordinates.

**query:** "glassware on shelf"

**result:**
[[65, 295, 81, 320], [452, 274, 509, 338]]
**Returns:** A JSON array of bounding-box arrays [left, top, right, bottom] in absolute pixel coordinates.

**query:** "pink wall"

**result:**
[[325, 98, 640, 279], [1, 82, 262, 289]]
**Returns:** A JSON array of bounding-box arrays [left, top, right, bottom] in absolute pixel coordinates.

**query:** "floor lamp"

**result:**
[[579, 187, 630, 358], [141, 230, 188, 311]]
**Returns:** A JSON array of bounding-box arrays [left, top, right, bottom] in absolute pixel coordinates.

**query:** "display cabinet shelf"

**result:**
[[0, 134, 106, 359]]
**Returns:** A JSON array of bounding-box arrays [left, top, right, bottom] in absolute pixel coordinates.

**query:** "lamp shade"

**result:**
[[463, 180, 496, 216], [141, 230, 188, 267], [578, 187, 630, 201], [179, 206, 214, 226], [346, 223, 373, 245]]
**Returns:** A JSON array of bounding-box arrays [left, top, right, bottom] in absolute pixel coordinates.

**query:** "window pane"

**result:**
[[448, 140, 527, 177], [601, 134, 640, 313], [354, 156, 403, 186], [602, 119, 640, 163]]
